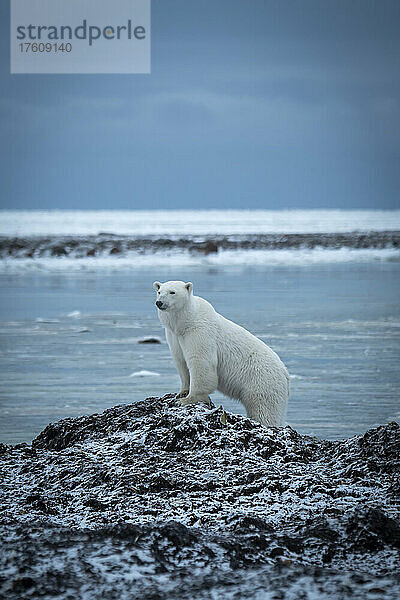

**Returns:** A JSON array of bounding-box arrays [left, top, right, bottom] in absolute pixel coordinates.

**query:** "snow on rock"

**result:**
[[0, 395, 399, 599]]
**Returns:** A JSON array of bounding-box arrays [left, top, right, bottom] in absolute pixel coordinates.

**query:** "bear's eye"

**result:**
[[169, 291, 175, 295]]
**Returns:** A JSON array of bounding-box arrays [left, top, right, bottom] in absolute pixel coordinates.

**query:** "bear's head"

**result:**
[[153, 280, 193, 312]]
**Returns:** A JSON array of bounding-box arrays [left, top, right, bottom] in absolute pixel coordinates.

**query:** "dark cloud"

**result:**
[[1, 0, 399, 209]]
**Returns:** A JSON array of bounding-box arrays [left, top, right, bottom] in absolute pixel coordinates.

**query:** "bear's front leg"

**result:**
[[166, 328, 190, 398], [176, 393, 211, 406], [175, 339, 218, 407]]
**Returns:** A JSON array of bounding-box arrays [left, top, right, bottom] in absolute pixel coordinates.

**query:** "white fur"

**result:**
[[153, 280, 289, 427]]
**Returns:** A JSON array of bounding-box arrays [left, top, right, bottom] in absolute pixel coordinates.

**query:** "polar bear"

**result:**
[[153, 280, 289, 427]]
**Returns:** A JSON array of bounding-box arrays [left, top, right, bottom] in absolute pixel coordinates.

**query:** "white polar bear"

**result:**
[[153, 280, 289, 428]]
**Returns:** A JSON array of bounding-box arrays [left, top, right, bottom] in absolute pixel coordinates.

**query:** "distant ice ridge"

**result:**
[[1, 209, 400, 236], [0, 247, 398, 272]]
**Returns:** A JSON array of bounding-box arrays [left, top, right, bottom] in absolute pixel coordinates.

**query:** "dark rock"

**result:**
[[346, 507, 400, 551], [137, 336, 162, 344], [191, 240, 219, 254], [84, 497, 110, 511], [50, 245, 68, 256]]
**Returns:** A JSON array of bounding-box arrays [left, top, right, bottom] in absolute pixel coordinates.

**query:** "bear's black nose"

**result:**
[[156, 301, 163, 308]]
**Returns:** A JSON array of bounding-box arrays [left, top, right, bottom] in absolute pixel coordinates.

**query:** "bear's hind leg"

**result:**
[[244, 393, 286, 428]]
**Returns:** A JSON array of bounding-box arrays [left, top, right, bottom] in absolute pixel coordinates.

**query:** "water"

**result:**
[[1, 209, 399, 443], [1, 260, 399, 443]]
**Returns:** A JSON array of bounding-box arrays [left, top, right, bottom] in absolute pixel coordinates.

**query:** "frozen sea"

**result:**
[[0, 209, 399, 443]]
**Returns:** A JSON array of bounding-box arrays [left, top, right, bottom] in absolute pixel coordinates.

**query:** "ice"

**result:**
[[0, 246, 398, 273], [36, 317, 60, 323], [129, 370, 161, 377], [1, 209, 399, 236], [1, 209, 399, 272]]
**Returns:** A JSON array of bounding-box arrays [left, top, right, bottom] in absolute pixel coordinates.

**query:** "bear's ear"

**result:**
[[153, 281, 161, 291], [185, 282, 193, 294]]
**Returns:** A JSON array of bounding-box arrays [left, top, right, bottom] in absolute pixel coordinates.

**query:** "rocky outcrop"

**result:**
[[0, 396, 399, 599]]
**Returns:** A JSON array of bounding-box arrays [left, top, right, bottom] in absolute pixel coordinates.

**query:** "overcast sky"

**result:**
[[1, 0, 399, 210]]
